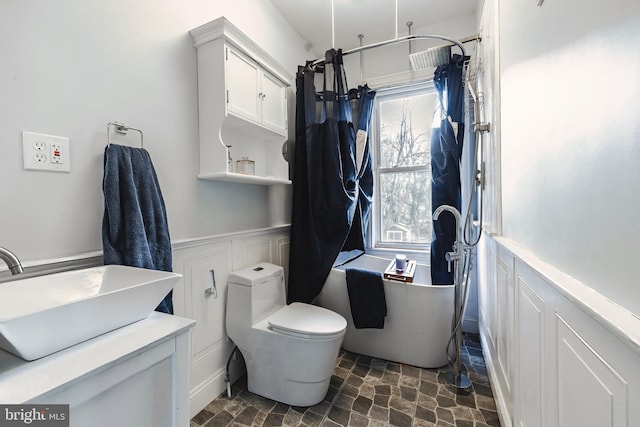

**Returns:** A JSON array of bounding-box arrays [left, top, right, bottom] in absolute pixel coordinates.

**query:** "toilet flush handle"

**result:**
[[205, 269, 218, 298]]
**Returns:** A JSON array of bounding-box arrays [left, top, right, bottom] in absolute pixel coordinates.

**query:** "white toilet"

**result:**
[[226, 262, 346, 407]]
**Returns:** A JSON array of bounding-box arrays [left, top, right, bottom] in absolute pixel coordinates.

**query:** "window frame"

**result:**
[[370, 81, 437, 252]]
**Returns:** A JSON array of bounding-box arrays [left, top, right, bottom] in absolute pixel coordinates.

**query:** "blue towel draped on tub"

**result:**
[[102, 144, 173, 314], [345, 268, 387, 329]]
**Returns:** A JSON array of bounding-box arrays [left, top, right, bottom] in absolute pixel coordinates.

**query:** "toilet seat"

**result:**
[[268, 302, 346, 339]]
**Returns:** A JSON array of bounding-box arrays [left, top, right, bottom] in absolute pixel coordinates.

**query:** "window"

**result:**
[[371, 83, 439, 250]]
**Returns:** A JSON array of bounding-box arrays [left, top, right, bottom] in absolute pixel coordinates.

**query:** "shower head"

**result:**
[[409, 45, 451, 71]]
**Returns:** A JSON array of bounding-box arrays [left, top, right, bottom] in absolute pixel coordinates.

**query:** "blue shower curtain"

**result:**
[[288, 49, 376, 303], [431, 54, 466, 285], [342, 86, 376, 253]]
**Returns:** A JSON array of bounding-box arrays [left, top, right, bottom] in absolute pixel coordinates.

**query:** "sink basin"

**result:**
[[0, 265, 180, 361]]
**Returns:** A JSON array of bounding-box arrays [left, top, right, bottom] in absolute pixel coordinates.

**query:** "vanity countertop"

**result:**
[[0, 312, 195, 403]]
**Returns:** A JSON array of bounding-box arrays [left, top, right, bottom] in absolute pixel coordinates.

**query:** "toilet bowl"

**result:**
[[226, 262, 346, 407]]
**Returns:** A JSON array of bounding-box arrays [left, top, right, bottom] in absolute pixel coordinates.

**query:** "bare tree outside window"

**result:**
[[374, 87, 438, 248]]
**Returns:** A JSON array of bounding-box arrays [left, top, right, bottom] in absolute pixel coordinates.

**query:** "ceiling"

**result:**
[[269, 0, 479, 55]]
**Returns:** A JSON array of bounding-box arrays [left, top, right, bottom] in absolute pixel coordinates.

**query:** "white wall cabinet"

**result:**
[[260, 70, 288, 134], [226, 46, 287, 135], [171, 226, 290, 418], [225, 46, 261, 125], [190, 17, 291, 185]]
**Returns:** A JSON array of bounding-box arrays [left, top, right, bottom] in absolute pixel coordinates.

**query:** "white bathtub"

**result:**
[[316, 254, 455, 368]]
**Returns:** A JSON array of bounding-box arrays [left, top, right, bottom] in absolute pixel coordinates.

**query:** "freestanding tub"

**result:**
[[316, 254, 455, 368]]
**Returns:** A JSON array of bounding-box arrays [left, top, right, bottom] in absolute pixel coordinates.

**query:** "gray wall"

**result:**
[[498, 0, 640, 317], [0, 0, 309, 263]]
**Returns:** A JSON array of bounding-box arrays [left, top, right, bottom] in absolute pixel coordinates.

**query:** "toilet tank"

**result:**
[[227, 262, 286, 324]]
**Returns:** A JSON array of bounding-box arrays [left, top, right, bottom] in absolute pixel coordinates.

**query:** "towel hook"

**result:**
[[107, 121, 144, 148]]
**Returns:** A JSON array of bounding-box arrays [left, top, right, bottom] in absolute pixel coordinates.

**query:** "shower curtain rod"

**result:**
[[309, 33, 480, 68]]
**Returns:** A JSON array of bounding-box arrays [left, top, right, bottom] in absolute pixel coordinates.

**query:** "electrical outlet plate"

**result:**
[[22, 131, 71, 172]]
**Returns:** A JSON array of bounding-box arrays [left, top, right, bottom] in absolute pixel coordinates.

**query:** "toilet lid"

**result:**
[[268, 303, 346, 338]]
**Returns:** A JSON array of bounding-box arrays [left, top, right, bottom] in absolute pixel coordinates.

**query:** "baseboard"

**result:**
[[462, 315, 479, 334], [190, 369, 227, 418], [479, 326, 513, 427], [189, 354, 246, 418]]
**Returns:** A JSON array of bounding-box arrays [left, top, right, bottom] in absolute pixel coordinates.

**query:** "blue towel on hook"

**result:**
[[102, 144, 173, 314], [345, 268, 387, 329]]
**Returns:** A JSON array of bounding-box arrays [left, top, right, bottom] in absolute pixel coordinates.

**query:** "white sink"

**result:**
[[0, 265, 180, 361]]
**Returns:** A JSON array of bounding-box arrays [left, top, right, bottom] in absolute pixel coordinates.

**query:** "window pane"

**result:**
[[378, 92, 438, 168], [379, 170, 431, 244]]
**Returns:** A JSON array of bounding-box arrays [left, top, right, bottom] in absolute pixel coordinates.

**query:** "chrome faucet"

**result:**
[[432, 204, 472, 389], [433, 204, 463, 270], [0, 246, 23, 275]]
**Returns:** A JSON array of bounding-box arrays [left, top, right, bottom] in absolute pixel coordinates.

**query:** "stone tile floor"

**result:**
[[191, 334, 500, 426]]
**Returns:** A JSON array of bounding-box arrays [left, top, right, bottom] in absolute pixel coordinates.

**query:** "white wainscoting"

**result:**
[[495, 245, 514, 413], [171, 225, 290, 417], [516, 261, 546, 427], [478, 234, 640, 427], [0, 226, 291, 419]]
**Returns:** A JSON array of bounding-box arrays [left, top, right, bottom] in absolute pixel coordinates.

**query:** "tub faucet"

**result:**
[[433, 205, 463, 270], [0, 246, 23, 275], [432, 204, 471, 389]]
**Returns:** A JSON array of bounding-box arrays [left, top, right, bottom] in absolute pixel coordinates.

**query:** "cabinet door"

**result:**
[[226, 46, 260, 123], [260, 71, 287, 135]]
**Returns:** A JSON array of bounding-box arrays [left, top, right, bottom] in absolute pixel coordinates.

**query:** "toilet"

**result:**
[[226, 262, 346, 407]]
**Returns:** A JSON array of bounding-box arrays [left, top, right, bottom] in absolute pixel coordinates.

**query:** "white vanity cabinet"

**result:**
[[190, 17, 291, 185], [0, 313, 195, 427]]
